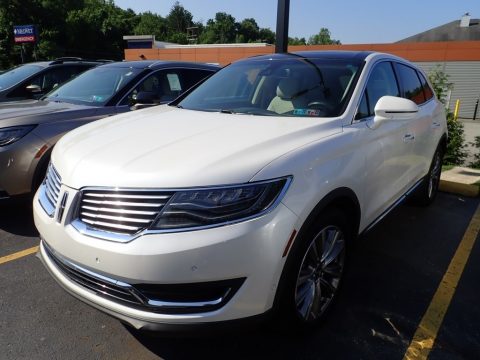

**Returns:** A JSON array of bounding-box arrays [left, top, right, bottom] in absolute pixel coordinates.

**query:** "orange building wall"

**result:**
[[124, 41, 480, 65]]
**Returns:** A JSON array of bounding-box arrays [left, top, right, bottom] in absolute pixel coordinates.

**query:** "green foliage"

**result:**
[[428, 66, 467, 166], [134, 12, 166, 39], [469, 136, 480, 169], [308, 28, 341, 45], [444, 113, 467, 165], [258, 28, 275, 44], [165, 1, 193, 43], [288, 37, 306, 45], [237, 18, 259, 43], [0, 1, 341, 67], [0, 0, 137, 65], [427, 64, 453, 105], [199, 12, 237, 44]]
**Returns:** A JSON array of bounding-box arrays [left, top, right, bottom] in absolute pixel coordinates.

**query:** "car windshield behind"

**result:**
[[0, 64, 43, 90], [45, 66, 143, 106], [177, 56, 362, 117]]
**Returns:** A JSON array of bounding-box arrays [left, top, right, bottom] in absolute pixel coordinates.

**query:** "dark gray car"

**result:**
[[0, 60, 219, 199], [0, 58, 109, 102]]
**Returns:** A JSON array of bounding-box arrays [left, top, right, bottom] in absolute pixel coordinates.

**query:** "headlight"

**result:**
[[0, 125, 36, 146], [152, 177, 292, 230]]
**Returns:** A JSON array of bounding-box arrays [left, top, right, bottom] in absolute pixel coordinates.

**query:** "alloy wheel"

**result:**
[[294, 225, 345, 321], [428, 151, 442, 199]]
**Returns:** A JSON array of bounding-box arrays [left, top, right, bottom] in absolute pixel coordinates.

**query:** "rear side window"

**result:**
[[180, 69, 215, 90], [418, 72, 434, 101], [355, 61, 399, 120], [395, 63, 426, 105], [6, 65, 87, 99]]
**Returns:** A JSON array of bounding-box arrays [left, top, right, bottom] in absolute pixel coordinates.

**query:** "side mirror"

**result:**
[[368, 96, 419, 129], [26, 84, 42, 94], [131, 91, 161, 110]]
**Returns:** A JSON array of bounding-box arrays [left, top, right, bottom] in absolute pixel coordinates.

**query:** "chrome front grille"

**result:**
[[77, 189, 173, 236], [39, 163, 62, 217]]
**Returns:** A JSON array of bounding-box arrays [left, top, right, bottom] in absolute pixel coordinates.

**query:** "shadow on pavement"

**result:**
[[0, 197, 38, 237], [125, 323, 322, 360]]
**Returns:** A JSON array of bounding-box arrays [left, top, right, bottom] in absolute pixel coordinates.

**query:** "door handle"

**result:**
[[431, 122, 441, 128], [403, 133, 415, 142]]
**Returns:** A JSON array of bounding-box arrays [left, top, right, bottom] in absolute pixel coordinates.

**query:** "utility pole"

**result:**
[[275, 0, 290, 53]]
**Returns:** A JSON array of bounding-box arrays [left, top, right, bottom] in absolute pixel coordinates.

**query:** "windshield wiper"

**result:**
[[219, 109, 236, 114]]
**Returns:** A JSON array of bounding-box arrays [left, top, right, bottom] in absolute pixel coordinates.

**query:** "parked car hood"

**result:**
[[0, 99, 109, 127], [53, 105, 342, 188]]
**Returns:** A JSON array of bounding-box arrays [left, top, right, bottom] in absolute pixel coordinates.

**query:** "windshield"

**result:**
[[178, 57, 362, 117], [45, 66, 143, 106], [0, 64, 42, 90]]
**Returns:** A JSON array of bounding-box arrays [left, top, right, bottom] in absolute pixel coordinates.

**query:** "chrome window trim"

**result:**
[[351, 59, 398, 124], [71, 176, 293, 243], [351, 58, 434, 125]]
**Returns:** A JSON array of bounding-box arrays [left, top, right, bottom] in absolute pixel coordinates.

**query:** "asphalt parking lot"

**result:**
[[0, 191, 479, 360]]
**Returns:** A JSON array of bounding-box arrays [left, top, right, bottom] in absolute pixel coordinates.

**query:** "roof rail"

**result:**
[[49, 57, 113, 65]]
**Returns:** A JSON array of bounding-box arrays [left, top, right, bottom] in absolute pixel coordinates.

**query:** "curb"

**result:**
[[439, 180, 480, 197]]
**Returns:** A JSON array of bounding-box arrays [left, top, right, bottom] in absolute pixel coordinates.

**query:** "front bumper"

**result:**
[[34, 185, 298, 329]]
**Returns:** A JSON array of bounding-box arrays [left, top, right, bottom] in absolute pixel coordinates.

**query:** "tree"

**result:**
[[199, 12, 237, 44], [428, 64, 452, 106], [237, 18, 259, 43], [134, 12, 167, 40], [308, 28, 341, 45], [0, 0, 137, 66], [166, 1, 193, 43], [65, 0, 136, 59], [258, 28, 275, 44], [428, 65, 467, 165], [288, 37, 306, 45]]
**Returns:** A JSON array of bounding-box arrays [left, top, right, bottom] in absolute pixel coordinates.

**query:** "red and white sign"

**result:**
[[14, 36, 35, 43], [13, 25, 37, 43]]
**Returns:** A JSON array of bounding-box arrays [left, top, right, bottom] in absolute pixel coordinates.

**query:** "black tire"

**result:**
[[275, 208, 350, 329], [410, 146, 444, 206]]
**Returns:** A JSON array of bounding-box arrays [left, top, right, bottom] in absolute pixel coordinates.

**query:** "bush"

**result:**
[[469, 136, 480, 169], [428, 66, 467, 166], [444, 113, 467, 165]]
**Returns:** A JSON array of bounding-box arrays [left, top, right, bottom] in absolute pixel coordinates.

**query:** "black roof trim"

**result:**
[[98, 60, 220, 71], [236, 50, 374, 63]]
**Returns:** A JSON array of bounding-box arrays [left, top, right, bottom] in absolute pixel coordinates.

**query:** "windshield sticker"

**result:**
[[293, 109, 321, 116], [91, 95, 104, 102]]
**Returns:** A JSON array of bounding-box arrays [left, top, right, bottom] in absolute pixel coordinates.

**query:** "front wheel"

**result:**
[[276, 209, 349, 327]]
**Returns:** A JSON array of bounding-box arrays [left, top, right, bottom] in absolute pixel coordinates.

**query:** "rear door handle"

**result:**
[[403, 133, 415, 142], [432, 121, 441, 129]]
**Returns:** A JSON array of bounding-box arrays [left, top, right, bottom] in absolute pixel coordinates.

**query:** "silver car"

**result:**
[[0, 61, 218, 200]]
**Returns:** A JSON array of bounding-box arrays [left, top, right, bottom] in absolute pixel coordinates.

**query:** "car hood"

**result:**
[[53, 106, 342, 189], [0, 100, 102, 127]]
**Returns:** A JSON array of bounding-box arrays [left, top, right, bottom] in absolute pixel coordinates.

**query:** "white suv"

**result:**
[[33, 51, 447, 331]]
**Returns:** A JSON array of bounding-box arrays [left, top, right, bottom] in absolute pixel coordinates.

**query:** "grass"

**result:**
[[442, 164, 455, 172]]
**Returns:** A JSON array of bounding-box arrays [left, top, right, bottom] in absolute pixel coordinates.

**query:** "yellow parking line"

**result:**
[[403, 203, 480, 360], [0, 246, 39, 265]]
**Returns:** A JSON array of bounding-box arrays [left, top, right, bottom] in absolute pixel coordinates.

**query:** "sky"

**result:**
[[113, 0, 479, 44]]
